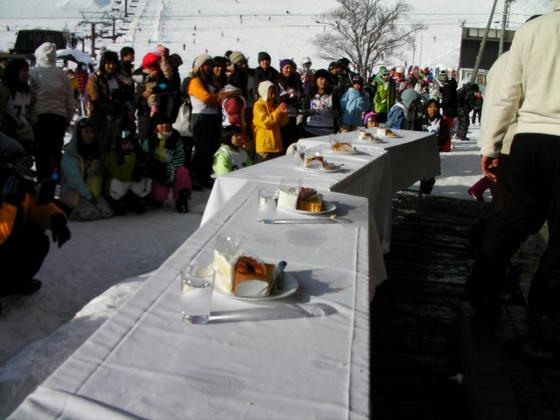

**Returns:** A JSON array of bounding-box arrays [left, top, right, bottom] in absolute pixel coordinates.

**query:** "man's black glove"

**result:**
[[51, 213, 71, 248]]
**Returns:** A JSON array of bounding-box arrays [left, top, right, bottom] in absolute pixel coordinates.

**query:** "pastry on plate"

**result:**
[[358, 131, 375, 141], [377, 128, 397, 137], [234, 256, 275, 297], [297, 187, 323, 212], [304, 155, 324, 167], [332, 142, 355, 152]]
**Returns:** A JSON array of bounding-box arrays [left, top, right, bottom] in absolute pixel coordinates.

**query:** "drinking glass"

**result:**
[[180, 264, 215, 324], [295, 143, 306, 161], [257, 188, 276, 218]]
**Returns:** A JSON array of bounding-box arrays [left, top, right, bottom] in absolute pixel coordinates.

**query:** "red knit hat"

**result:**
[[142, 52, 161, 72]]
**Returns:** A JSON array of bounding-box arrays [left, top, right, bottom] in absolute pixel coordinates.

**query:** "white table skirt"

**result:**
[[11, 184, 372, 420]]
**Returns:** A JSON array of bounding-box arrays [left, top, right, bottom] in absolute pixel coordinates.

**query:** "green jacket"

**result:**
[[213, 144, 251, 176], [108, 148, 137, 182], [374, 78, 396, 114]]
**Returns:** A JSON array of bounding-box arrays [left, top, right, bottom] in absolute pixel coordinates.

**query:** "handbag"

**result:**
[[172, 103, 192, 137]]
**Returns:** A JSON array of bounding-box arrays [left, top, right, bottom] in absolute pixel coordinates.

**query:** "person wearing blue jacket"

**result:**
[[339, 75, 369, 132], [386, 88, 421, 130]]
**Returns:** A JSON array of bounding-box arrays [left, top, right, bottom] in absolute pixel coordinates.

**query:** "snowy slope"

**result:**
[[0, 0, 554, 71]]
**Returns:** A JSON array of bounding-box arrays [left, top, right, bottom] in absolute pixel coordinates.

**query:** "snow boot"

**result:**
[[109, 197, 128, 216], [175, 188, 190, 213], [419, 177, 436, 195], [127, 193, 147, 214]]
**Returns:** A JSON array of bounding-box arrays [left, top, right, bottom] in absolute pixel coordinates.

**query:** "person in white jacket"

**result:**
[[29, 42, 74, 181], [468, 5, 560, 314]]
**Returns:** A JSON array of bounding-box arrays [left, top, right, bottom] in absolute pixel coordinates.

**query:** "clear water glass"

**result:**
[[180, 265, 215, 324], [257, 188, 276, 218]]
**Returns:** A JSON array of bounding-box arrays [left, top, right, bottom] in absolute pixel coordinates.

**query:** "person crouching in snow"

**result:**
[[386, 88, 421, 130], [107, 131, 152, 215], [144, 113, 191, 213], [213, 125, 252, 176], [60, 118, 114, 221], [0, 131, 70, 297]]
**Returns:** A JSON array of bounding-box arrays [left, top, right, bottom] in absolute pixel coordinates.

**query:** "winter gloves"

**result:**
[[51, 213, 71, 248]]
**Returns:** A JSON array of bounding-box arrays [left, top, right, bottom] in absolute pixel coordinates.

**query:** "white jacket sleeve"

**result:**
[[477, 51, 521, 157]]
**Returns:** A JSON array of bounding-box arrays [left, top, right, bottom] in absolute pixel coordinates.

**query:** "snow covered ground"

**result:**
[[0, 0, 554, 415]]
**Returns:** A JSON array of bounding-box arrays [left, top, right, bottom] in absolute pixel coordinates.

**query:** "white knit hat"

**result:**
[[193, 54, 212, 73], [258, 80, 275, 101]]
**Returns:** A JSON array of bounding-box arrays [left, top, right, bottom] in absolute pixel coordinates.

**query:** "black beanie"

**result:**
[[314, 69, 330, 81], [258, 51, 271, 62], [151, 112, 171, 126]]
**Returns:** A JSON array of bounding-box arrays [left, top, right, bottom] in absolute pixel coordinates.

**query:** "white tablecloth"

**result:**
[[202, 128, 439, 255], [11, 184, 372, 420], [297, 128, 440, 193]]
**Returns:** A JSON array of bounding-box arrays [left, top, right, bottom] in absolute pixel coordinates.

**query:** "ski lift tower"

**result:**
[[78, 11, 111, 58]]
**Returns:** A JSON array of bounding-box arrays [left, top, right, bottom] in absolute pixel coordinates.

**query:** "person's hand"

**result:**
[[278, 102, 288, 113], [481, 155, 499, 183], [50, 213, 71, 248]]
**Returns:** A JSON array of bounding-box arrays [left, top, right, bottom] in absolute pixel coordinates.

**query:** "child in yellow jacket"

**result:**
[[252, 80, 289, 162]]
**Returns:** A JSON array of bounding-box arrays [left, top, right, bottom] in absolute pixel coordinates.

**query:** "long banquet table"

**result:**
[[202, 128, 439, 254], [11, 128, 439, 419], [11, 184, 373, 419]]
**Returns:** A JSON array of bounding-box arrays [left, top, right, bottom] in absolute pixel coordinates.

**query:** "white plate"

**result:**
[[329, 148, 358, 155], [281, 200, 336, 216], [377, 132, 401, 138], [356, 137, 386, 144], [215, 272, 299, 301], [356, 133, 377, 142], [299, 163, 343, 173]]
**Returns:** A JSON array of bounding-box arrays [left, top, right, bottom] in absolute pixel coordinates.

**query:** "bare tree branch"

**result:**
[[314, 0, 425, 79]]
